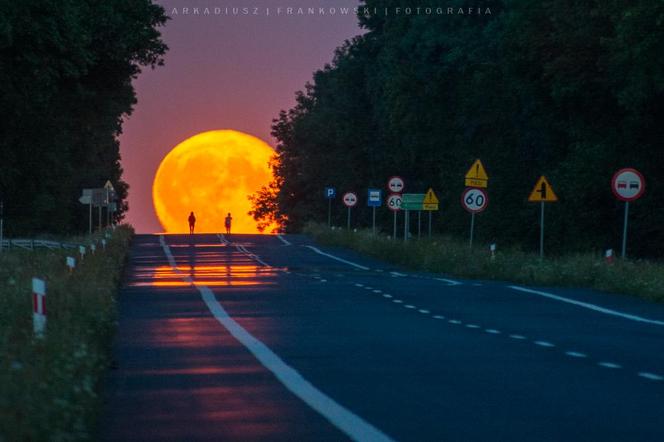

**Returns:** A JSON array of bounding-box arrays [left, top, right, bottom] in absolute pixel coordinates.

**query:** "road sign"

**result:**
[[465, 159, 488, 188], [78, 195, 91, 204], [387, 176, 405, 193], [612, 168, 645, 202], [104, 180, 115, 192], [325, 187, 336, 199], [461, 188, 488, 213], [367, 189, 382, 207], [401, 193, 425, 211], [528, 176, 558, 202], [423, 188, 439, 211], [343, 192, 358, 207], [387, 193, 402, 211]]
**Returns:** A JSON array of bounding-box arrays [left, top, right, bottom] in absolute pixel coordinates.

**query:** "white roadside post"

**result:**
[[32, 278, 46, 338], [90, 243, 96, 255], [101, 239, 107, 251], [66, 256, 76, 273], [79, 245, 86, 260]]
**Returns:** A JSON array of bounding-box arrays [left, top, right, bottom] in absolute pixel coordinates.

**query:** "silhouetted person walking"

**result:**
[[188, 211, 196, 234], [224, 212, 232, 235]]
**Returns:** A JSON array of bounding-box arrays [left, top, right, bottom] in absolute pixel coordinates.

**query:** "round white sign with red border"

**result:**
[[387, 176, 405, 193], [611, 168, 645, 202], [386, 193, 402, 211], [461, 188, 488, 213], [343, 192, 358, 207]]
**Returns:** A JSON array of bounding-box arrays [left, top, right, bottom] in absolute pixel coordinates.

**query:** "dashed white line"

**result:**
[[472, 283, 483, 287], [435, 278, 462, 286], [383, 294, 393, 299], [466, 324, 480, 329], [509, 334, 527, 340], [354, 283, 364, 287], [509, 285, 664, 327], [565, 351, 587, 358], [276, 234, 292, 246], [433, 315, 446, 320], [485, 329, 501, 334], [449, 320, 462, 324], [320, 279, 327, 283], [419, 309, 430, 314], [304, 245, 370, 271], [364, 287, 374, 290], [404, 305, 416, 309], [638, 372, 663, 381], [392, 300, 403, 304], [390, 271, 407, 277], [534, 341, 555, 348], [598, 362, 622, 369], [373, 289, 382, 294]]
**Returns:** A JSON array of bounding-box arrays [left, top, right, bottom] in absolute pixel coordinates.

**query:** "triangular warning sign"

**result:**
[[423, 188, 439, 204], [528, 176, 558, 202], [465, 159, 489, 188]]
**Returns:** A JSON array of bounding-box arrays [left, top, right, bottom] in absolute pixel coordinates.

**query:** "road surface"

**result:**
[[100, 233, 664, 441]]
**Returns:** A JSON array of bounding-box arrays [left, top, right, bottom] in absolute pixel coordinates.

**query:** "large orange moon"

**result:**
[[152, 130, 276, 234]]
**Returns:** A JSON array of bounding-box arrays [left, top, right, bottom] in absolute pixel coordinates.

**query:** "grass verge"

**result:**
[[305, 223, 664, 303], [0, 225, 133, 441]]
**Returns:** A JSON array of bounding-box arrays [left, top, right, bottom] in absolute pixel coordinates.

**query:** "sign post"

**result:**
[[461, 188, 488, 248], [367, 189, 382, 235], [0, 200, 4, 254], [528, 176, 559, 258], [324, 187, 336, 227], [401, 194, 425, 242], [387, 193, 402, 239], [32, 278, 46, 338], [611, 168, 645, 258], [79, 189, 93, 236], [343, 192, 358, 230], [104, 180, 115, 227], [422, 188, 439, 238]]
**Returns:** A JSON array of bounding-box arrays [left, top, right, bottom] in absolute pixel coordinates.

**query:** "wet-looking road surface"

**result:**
[[100, 234, 664, 441]]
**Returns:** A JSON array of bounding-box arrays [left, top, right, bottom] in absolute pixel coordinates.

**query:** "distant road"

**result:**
[[100, 233, 664, 441]]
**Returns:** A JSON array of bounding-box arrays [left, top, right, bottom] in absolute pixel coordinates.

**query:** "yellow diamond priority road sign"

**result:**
[[423, 188, 439, 211], [528, 176, 558, 202], [465, 159, 488, 188]]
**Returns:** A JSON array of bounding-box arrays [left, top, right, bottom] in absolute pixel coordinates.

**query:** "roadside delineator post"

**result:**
[[32, 278, 46, 338], [101, 239, 107, 251], [605, 249, 614, 265], [66, 256, 76, 273], [91, 243, 96, 255], [79, 245, 86, 260], [490, 243, 497, 260]]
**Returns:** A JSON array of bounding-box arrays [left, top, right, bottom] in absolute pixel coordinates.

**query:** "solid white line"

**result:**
[[598, 362, 622, 369], [638, 372, 663, 381], [534, 341, 555, 347], [435, 278, 462, 286], [509, 285, 664, 326], [276, 234, 292, 246], [217, 233, 230, 245], [565, 351, 587, 358], [235, 244, 272, 267], [159, 236, 393, 442], [304, 246, 370, 271]]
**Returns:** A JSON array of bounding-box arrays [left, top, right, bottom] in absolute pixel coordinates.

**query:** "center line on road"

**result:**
[[276, 234, 292, 246], [509, 285, 664, 326], [466, 324, 480, 329], [404, 305, 416, 309], [534, 341, 555, 348], [565, 351, 587, 358], [638, 372, 663, 381], [354, 283, 364, 287], [419, 309, 430, 314], [435, 278, 462, 286], [373, 289, 382, 293], [392, 300, 403, 304], [485, 329, 501, 334], [509, 334, 527, 340], [304, 246, 370, 271], [433, 315, 445, 320], [160, 236, 394, 442], [449, 320, 462, 324], [598, 362, 622, 369], [383, 294, 393, 298]]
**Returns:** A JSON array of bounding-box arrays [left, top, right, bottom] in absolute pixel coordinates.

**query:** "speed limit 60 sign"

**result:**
[[386, 193, 402, 211], [461, 188, 488, 213]]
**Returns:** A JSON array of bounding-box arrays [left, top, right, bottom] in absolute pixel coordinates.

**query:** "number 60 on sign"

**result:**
[[461, 188, 488, 213]]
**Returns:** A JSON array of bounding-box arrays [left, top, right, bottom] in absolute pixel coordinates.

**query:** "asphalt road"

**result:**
[[99, 233, 664, 441]]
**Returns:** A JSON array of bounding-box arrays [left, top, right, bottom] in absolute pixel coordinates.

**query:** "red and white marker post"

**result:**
[[32, 278, 46, 338]]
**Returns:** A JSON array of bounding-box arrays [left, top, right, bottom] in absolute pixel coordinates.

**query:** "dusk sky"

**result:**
[[120, 0, 363, 232]]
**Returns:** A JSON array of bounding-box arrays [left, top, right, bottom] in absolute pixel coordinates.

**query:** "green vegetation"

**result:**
[[306, 223, 664, 303], [0, 1, 167, 235], [252, 0, 664, 258], [0, 225, 133, 441]]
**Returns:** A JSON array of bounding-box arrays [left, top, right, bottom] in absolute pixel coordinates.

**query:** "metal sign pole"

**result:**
[[88, 202, 92, 237], [428, 211, 432, 238], [347, 207, 351, 230], [417, 211, 421, 239], [106, 188, 110, 227], [539, 201, 545, 259], [622, 201, 630, 259], [469, 212, 475, 248], [328, 199, 332, 227], [372, 207, 376, 235], [404, 210, 409, 242], [0, 201, 4, 254], [98, 205, 102, 231], [393, 211, 397, 240]]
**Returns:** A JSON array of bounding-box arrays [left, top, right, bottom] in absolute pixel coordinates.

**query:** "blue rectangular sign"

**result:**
[[324, 187, 336, 199], [367, 188, 382, 207]]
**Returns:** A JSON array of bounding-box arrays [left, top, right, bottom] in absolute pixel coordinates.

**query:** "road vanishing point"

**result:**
[[100, 234, 664, 441]]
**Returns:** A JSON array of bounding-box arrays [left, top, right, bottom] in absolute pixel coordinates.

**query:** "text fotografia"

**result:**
[[169, 6, 492, 17]]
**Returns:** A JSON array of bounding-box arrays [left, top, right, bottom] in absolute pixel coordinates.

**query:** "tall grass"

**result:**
[[305, 223, 664, 303], [0, 225, 133, 441]]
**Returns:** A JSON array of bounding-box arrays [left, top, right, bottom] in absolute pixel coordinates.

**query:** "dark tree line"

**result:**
[[0, 0, 167, 235], [251, 0, 664, 257]]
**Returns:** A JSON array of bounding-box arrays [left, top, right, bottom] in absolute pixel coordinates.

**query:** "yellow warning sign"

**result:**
[[423, 188, 439, 211], [464, 159, 489, 188], [528, 176, 558, 202]]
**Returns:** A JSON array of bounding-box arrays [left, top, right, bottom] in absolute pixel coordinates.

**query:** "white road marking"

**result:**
[[160, 236, 394, 442], [509, 334, 527, 340], [390, 271, 407, 277], [472, 283, 482, 286], [565, 351, 587, 358], [217, 233, 230, 245], [433, 315, 446, 320], [638, 372, 663, 381], [364, 287, 373, 290], [320, 279, 327, 283], [419, 309, 430, 314], [373, 289, 382, 293], [236, 244, 272, 267], [598, 362, 622, 369], [466, 324, 480, 329], [383, 294, 393, 299], [485, 329, 501, 334], [449, 320, 462, 324], [404, 305, 416, 309], [355, 283, 364, 287], [509, 285, 664, 326], [435, 278, 462, 286], [304, 246, 370, 271], [276, 234, 292, 246], [534, 341, 555, 348], [392, 300, 403, 304]]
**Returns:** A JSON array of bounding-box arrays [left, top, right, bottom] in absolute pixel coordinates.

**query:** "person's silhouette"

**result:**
[[188, 211, 196, 234], [224, 212, 232, 235]]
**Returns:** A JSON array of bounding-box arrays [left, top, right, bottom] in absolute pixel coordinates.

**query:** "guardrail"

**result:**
[[1, 239, 83, 251]]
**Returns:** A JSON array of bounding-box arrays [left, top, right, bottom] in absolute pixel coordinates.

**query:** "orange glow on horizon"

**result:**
[[152, 130, 277, 234]]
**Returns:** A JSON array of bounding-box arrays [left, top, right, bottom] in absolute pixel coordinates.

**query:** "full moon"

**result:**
[[152, 130, 276, 234]]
